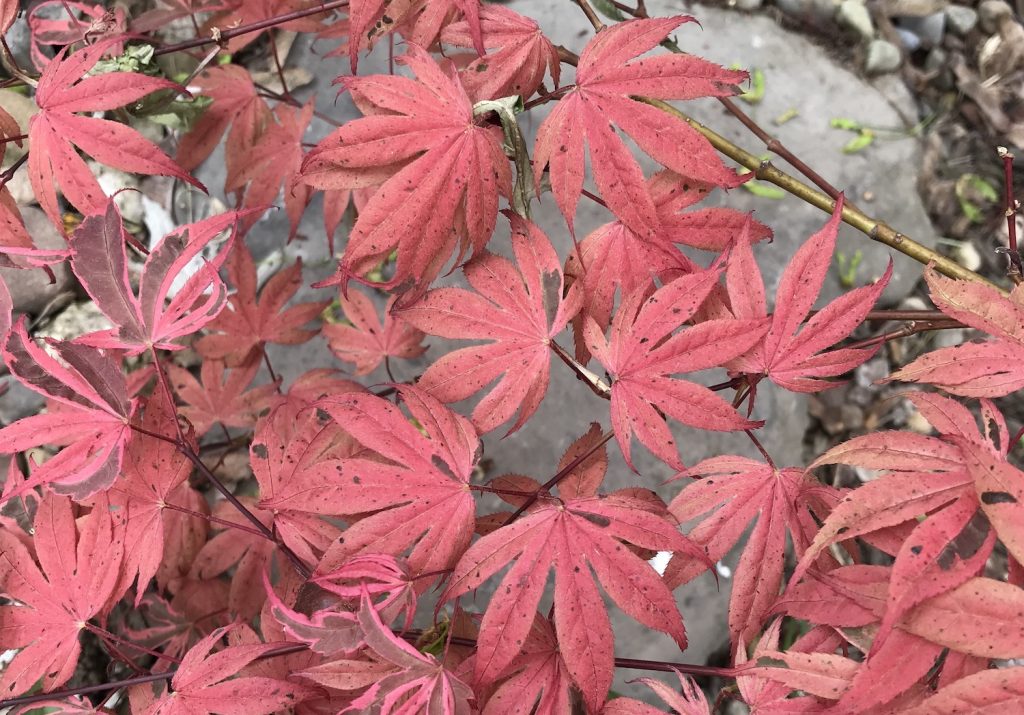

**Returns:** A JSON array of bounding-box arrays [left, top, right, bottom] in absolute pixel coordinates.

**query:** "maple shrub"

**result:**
[[1, 0, 1024, 712]]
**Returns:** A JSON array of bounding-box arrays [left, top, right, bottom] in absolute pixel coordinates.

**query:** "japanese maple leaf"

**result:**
[[441, 5, 559, 102], [323, 290, 426, 377], [229, 101, 315, 240], [0, 0, 15, 32], [251, 401, 360, 566], [346, 590, 475, 713], [299, 44, 511, 297], [583, 267, 768, 470], [663, 455, 839, 646], [471, 615, 573, 715], [889, 267, 1024, 396], [69, 199, 240, 354], [130, 0, 236, 33], [0, 494, 124, 698], [195, 241, 330, 366], [290, 386, 479, 579], [604, 671, 709, 715], [28, 38, 202, 232], [166, 354, 279, 437], [125, 582, 231, 666], [0, 319, 133, 502], [899, 666, 1024, 714], [26, 2, 127, 70], [397, 214, 580, 434], [138, 625, 315, 715], [793, 393, 1004, 649], [177, 64, 271, 178], [107, 396, 204, 605], [190, 499, 275, 619], [726, 198, 892, 392], [567, 171, 770, 336], [444, 427, 704, 713], [534, 16, 746, 239]]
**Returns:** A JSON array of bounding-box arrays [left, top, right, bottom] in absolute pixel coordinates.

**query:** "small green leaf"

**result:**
[[835, 249, 863, 288], [590, 0, 628, 20], [739, 67, 765, 104], [956, 173, 999, 224], [842, 129, 875, 154], [830, 117, 863, 132], [742, 181, 786, 199], [774, 108, 799, 125]]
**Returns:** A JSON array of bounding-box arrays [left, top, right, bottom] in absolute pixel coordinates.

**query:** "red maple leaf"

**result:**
[[726, 199, 892, 392], [107, 396, 204, 604], [27, 38, 202, 232], [301, 386, 480, 579], [441, 5, 560, 102], [443, 427, 705, 712], [228, 101, 315, 240], [299, 44, 511, 297], [194, 240, 330, 366], [583, 267, 768, 470], [0, 494, 124, 698], [467, 615, 573, 714], [898, 667, 1024, 714], [166, 354, 279, 437], [343, 589, 475, 713], [663, 455, 839, 646], [176, 64, 271, 179], [137, 625, 316, 714], [323, 290, 426, 377], [604, 671, 710, 715], [250, 400, 362, 566], [566, 171, 770, 336], [534, 16, 746, 238], [26, 2, 127, 70], [0, 319, 133, 502], [794, 393, 1005, 650], [396, 214, 580, 434], [889, 267, 1024, 396], [69, 199, 240, 355]]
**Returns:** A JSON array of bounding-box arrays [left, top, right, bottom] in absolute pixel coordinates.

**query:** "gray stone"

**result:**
[[945, 4, 979, 34], [734, 0, 764, 10], [0, 208, 74, 315], [925, 46, 949, 71], [775, 0, 841, 26], [898, 11, 947, 46], [979, 0, 1013, 32], [894, 27, 922, 50], [865, 39, 903, 74], [838, 0, 876, 41]]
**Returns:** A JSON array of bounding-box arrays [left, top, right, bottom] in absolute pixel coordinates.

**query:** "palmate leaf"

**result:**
[[195, 240, 330, 366], [584, 267, 768, 470], [443, 428, 705, 713], [727, 198, 892, 392], [299, 44, 511, 298], [664, 456, 839, 646], [888, 267, 1024, 396], [534, 16, 746, 239], [396, 214, 580, 434], [291, 386, 480, 579], [794, 393, 1012, 650], [603, 671, 710, 715], [27, 38, 203, 232], [0, 494, 124, 698], [69, 199, 241, 355], [137, 625, 316, 715], [440, 4, 560, 102], [324, 290, 427, 377], [0, 319, 133, 502]]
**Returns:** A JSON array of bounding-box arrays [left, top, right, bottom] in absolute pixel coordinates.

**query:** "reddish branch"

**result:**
[[999, 146, 1023, 283]]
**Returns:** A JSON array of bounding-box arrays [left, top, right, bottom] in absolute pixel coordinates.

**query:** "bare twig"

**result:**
[[998, 146, 1022, 283]]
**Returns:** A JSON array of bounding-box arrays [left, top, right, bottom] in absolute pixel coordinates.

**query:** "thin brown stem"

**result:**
[[999, 146, 1022, 283], [0, 153, 27, 192], [268, 31, 291, 99], [149, 347, 312, 579], [549, 340, 611, 399], [254, 82, 344, 127], [0, 37, 37, 88], [261, 345, 283, 393], [85, 625, 182, 665], [572, 0, 606, 32], [842, 319, 960, 352], [744, 429, 776, 470], [153, 0, 350, 57], [502, 429, 615, 525], [161, 500, 272, 540], [639, 97, 1008, 295]]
